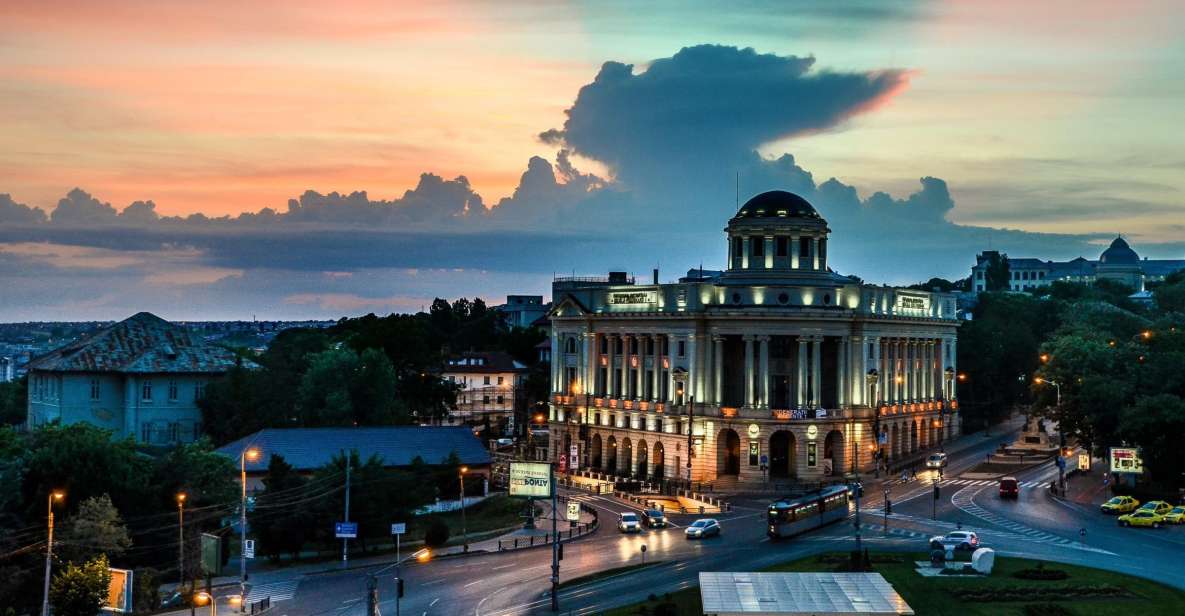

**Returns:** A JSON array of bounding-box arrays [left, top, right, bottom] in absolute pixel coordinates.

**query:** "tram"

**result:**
[[766, 484, 851, 539]]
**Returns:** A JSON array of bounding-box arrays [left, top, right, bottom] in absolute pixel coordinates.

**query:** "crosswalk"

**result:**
[[903, 478, 1046, 489], [244, 577, 301, 603]]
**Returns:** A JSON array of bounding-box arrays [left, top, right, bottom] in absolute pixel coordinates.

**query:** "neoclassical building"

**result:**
[[547, 191, 961, 486]]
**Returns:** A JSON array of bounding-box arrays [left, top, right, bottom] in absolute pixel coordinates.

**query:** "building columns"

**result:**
[[797, 337, 808, 406], [743, 335, 755, 406], [810, 337, 822, 407], [758, 335, 770, 408], [713, 335, 725, 406]]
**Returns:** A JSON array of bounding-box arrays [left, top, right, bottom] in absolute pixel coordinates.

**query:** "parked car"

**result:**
[[641, 509, 667, 528], [928, 531, 979, 551], [685, 518, 720, 539], [925, 453, 948, 469], [1162, 506, 1185, 524], [1137, 500, 1172, 516], [998, 477, 1019, 499], [618, 512, 642, 533], [1100, 496, 1140, 514], [1118, 510, 1164, 528]]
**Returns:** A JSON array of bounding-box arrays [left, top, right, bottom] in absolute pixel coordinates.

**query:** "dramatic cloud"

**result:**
[[0, 194, 48, 225], [49, 188, 120, 225]]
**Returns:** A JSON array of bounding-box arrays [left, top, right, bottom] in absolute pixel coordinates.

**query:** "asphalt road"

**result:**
[[271, 424, 1185, 616]]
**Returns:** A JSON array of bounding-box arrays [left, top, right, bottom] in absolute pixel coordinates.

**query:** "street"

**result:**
[[252, 422, 1185, 616]]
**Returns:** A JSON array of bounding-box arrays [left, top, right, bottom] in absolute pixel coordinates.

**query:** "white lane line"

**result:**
[[464, 579, 483, 589], [491, 564, 516, 571], [421, 579, 446, 586], [430, 598, 440, 607]]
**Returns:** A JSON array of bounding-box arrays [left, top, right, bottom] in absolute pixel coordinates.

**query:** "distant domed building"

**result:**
[[971, 236, 1185, 295], [546, 190, 960, 485]]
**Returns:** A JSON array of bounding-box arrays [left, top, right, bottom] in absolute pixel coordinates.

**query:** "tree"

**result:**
[[49, 554, 112, 616], [423, 516, 450, 548], [1153, 271, 1185, 314], [0, 377, 27, 425], [297, 347, 408, 426], [251, 454, 311, 561], [984, 252, 1011, 291], [17, 424, 149, 521], [1120, 395, 1185, 484], [57, 494, 132, 564]]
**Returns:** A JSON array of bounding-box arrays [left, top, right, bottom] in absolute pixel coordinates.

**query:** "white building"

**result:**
[[25, 312, 244, 444], [0, 356, 13, 383], [441, 351, 527, 426], [970, 237, 1185, 294], [547, 191, 961, 486]]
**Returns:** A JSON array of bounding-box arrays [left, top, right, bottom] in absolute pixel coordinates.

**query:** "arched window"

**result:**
[[565, 337, 577, 354]]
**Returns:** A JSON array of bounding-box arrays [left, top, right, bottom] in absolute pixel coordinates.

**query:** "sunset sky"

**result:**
[[2, 1, 1184, 320]]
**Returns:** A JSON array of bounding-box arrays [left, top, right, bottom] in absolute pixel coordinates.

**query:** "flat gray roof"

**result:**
[[698, 572, 914, 615]]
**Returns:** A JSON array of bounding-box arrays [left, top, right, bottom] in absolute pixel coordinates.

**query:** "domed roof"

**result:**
[[733, 190, 820, 220], [1100, 236, 1139, 265]]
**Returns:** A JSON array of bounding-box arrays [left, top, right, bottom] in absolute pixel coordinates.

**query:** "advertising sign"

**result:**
[[243, 539, 255, 559], [1078, 452, 1092, 471], [1109, 447, 1143, 474], [509, 462, 553, 498], [566, 502, 580, 522], [569, 445, 579, 470], [200, 533, 221, 576], [335, 522, 358, 538], [102, 568, 133, 613]]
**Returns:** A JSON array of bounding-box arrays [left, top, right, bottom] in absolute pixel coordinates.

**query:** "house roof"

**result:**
[[441, 351, 527, 374], [217, 426, 491, 473], [28, 312, 244, 374]]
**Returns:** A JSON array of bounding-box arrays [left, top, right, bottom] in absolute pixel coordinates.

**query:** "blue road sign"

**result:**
[[335, 522, 358, 538]]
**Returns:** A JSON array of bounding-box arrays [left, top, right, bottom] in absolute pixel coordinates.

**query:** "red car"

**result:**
[[998, 477, 1019, 498]]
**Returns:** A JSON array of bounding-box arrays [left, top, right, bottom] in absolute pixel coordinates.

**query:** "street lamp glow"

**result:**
[[1142, 330, 1152, 339], [51, 491, 64, 501], [1040, 353, 1049, 363], [176, 492, 187, 503], [194, 592, 211, 606], [415, 548, 431, 562], [228, 595, 242, 606], [460, 466, 468, 474], [244, 448, 261, 462]]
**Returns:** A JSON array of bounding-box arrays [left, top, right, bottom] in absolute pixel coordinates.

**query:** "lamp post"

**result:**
[[193, 591, 216, 616], [867, 369, 880, 477], [40, 491, 64, 616], [176, 492, 187, 613], [240, 447, 260, 612], [686, 394, 695, 486], [364, 548, 430, 616], [459, 466, 469, 552], [942, 367, 954, 452], [1034, 377, 1065, 489]]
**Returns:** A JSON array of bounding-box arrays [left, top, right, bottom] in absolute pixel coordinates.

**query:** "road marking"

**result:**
[[421, 578, 446, 586], [491, 563, 516, 571], [464, 579, 483, 588], [430, 598, 439, 606]]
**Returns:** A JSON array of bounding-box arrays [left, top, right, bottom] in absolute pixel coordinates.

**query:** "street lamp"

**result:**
[[240, 447, 260, 612], [176, 492, 187, 603], [193, 591, 215, 616], [1034, 377, 1065, 490], [459, 466, 469, 552], [40, 491, 64, 616], [942, 367, 954, 452], [866, 369, 880, 477]]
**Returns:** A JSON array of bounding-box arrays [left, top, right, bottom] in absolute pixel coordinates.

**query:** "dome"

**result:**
[[733, 190, 820, 221], [1100, 236, 1139, 265]]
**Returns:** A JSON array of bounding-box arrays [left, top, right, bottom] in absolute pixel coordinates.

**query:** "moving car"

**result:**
[[641, 509, 667, 528], [998, 477, 1019, 498], [925, 453, 948, 469], [1162, 506, 1185, 524], [685, 518, 720, 539], [618, 512, 641, 533], [1118, 510, 1164, 528], [928, 531, 979, 551], [1137, 500, 1172, 516], [1100, 495, 1140, 514]]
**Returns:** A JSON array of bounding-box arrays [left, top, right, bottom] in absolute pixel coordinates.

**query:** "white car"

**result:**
[[618, 512, 642, 533], [685, 518, 720, 539], [925, 453, 948, 469], [928, 530, 979, 551]]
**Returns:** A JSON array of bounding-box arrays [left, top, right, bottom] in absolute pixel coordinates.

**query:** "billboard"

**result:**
[[509, 462, 553, 498], [103, 568, 133, 613], [1110, 447, 1143, 474]]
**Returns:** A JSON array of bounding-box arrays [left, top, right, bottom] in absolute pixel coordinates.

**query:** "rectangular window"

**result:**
[[799, 237, 811, 263], [90, 379, 100, 401], [192, 423, 202, 440], [194, 382, 206, 401], [732, 237, 743, 258], [600, 337, 608, 354], [496, 395, 504, 404], [976, 271, 983, 280], [752, 237, 764, 258], [677, 340, 686, 357], [775, 236, 788, 257], [168, 422, 179, 443], [141, 380, 153, 402], [818, 238, 827, 264], [497, 376, 504, 385], [141, 422, 152, 442], [484, 375, 491, 385], [168, 380, 178, 401], [1039, 272, 1046, 279], [483, 395, 491, 404]]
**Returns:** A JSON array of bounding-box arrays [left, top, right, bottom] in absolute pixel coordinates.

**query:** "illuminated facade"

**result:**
[[547, 191, 960, 485]]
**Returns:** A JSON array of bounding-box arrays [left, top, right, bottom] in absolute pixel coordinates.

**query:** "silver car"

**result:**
[[925, 453, 948, 469], [685, 518, 720, 539], [618, 512, 642, 533]]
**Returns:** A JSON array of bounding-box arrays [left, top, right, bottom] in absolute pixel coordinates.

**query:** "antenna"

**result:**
[[735, 170, 740, 208]]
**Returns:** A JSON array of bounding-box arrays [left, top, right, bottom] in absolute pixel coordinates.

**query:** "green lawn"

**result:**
[[558, 561, 664, 590], [607, 552, 1185, 616]]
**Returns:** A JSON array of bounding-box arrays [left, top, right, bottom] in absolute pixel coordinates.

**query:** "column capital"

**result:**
[[757, 335, 771, 342], [712, 334, 726, 343], [743, 334, 755, 342]]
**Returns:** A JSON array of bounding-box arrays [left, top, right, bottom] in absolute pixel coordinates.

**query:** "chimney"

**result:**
[[652, 268, 659, 285]]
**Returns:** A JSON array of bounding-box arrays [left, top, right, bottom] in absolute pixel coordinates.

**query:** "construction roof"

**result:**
[[698, 572, 914, 615]]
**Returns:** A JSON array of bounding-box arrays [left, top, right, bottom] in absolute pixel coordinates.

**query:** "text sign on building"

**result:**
[[570, 444, 579, 471], [509, 462, 553, 498], [895, 294, 930, 313], [608, 291, 657, 305], [1109, 447, 1143, 474]]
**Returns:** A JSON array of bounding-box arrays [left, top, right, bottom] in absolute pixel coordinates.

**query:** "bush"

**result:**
[[1023, 603, 1073, 616], [424, 517, 450, 548]]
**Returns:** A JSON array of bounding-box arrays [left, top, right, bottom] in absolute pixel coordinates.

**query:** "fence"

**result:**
[[495, 502, 599, 552], [249, 597, 271, 614], [562, 470, 731, 513]]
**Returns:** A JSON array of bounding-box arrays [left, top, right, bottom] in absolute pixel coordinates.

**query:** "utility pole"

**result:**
[[342, 459, 352, 566], [41, 491, 63, 616], [550, 463, 560, 612], [853, 446, 862, 554]]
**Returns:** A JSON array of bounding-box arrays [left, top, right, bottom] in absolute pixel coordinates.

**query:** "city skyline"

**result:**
[[2, 1, 1185, 320]]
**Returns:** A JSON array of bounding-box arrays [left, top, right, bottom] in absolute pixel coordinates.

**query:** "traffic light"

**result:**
[[397, 577, 405, 598]]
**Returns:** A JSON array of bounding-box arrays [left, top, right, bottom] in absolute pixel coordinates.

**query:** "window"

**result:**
[[565, 338, 577, 353], [483, 395, 491, 404], [677, 340, 686, 357], [497, 376, 504, 385], [168, 422, 180, 443], [799, 237, 811, 264], [192, 423, 202, 440], [818, 238, 827, 265], [976, 271, 983, 280], [731, 237, 743, 258], [1039, 272, 1046, 279], [141, 422, 153, 442], [194, 381, 206, 401], [775, 236, 788, 257], [90, 379, 100, 401], [752, 237, 764, 258], [600, 337, 608, 353], [168, 380, 178, 401], [141, 380, 153, 402], [484, 375, 491, 385], [496, 395, 504, 404]]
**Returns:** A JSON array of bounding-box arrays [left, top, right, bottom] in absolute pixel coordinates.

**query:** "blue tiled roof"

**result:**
[[217, 426, 492, 473]]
